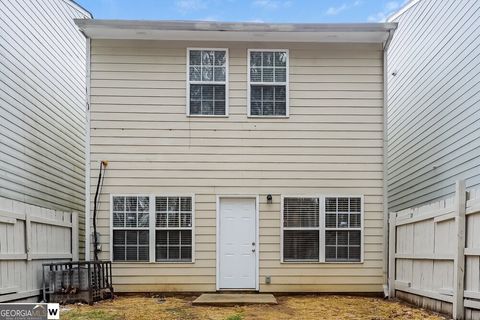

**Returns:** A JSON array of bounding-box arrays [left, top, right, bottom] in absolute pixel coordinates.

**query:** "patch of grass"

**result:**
[[224, 313, 243, 320], [59, 295, 446, 320], [165, 306, 199, 319], [62, 309, 123, 320]]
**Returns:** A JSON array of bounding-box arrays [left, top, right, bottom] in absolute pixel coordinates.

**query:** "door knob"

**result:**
[[252, 248, 256, 253], [252, 242, 255, 246]]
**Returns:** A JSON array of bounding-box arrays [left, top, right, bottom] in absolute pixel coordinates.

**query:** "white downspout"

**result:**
[[85, 37, 91, 261], [383, 28, 396, 297]]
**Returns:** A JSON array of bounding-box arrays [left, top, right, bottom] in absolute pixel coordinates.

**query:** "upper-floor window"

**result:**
[[248, 49, 289, 117], [187, 48, 228, 116]]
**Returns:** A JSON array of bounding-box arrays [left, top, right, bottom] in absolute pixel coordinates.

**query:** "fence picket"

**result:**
[[388, 212, 396, 298], [453, 180, 466, 320]]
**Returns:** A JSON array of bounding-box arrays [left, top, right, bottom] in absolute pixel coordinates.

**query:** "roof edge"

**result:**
[[74, 19, 397, 33], [388, 0, 422, 21], [64, 0, 93, 18]]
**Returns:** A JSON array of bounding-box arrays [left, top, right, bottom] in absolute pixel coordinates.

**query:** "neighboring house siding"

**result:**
[[387, 0, 480, 211], [90, 39, 386, 292], [0, 0, 89, 255]]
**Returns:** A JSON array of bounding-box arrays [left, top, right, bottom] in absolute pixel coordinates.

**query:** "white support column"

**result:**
[[388, 211, 397, 298], [453, 180, 466, 320]]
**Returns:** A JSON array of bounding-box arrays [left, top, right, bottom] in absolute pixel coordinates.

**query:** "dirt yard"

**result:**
[[61, 295, 447, 320]]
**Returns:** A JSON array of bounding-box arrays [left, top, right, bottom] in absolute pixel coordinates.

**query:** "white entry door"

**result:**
[[218, 197, 257, 290]]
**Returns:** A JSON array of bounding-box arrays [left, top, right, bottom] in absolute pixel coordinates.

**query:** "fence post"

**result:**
[[72, 212, 79, 261], [453, 180, 466, 320], [388, 212, 397, 299], [25, 212, 32, 261]]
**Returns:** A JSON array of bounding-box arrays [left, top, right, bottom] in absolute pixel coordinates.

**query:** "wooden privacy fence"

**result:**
[[389, 180, 480, 320], [0, 197, 79, 302]]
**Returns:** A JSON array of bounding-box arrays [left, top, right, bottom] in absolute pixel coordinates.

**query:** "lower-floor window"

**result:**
[[282, 197, 320, 261], [112, 196, 150, 262], [282, 196, 363, 263], [325, 197, 362, 262], [155, 196, 193, 262], [111, 195, 194, 263]]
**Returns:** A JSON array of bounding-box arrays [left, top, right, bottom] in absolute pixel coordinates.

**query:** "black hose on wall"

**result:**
[[93, 160, 107, 261]]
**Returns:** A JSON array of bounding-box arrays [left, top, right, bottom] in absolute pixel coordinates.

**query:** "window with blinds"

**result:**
[[187, 49, 228, 116], [155, 196, 193, 262], [111, 195, 195, 263], [112, 196, 150, 261], [281, 195, 363, 263], [282, 197, 320, 261], [325, 197, 362, 262], [248, 49, 289, 117]]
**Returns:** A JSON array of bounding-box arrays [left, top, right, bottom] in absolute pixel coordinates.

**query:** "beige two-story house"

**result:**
[[75, 19, 396, 294]]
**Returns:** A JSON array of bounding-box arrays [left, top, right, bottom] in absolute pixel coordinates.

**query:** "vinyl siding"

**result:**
[[0, 0, 89, 255], [90, 39, 385, 292], [387, 0, 480, 211]]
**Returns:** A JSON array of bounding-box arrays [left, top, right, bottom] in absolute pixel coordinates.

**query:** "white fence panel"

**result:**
[[389, 180, 480, 320], [0, 197, 78, 302]]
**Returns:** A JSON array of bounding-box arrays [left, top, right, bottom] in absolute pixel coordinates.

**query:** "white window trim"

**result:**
[[247, 48, 290, 118], [186, 48, 229, 117], [110, 194, 196, 264], [280, 195, 364, 264]]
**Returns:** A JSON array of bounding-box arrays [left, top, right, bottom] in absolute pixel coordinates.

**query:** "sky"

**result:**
[[75, 0, 407, 23]]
